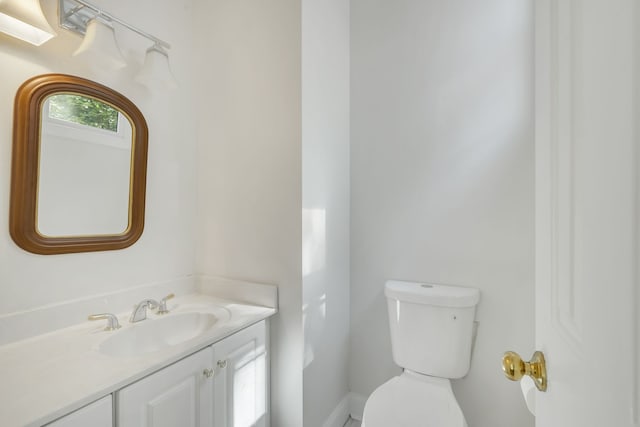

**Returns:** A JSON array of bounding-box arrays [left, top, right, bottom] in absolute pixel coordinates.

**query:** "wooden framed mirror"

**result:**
[[10, 74, 148, 255]]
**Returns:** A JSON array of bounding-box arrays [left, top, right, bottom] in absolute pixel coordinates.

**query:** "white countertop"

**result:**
[[0, 293, 276, 427]]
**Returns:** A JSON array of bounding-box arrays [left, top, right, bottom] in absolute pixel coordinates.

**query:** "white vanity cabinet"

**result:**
[[0, 291, 276, 427], [212, 320, 268, 427], [115, 320, 268, 427], [46, 395, 113, 427], [117, 347, 214, 427]]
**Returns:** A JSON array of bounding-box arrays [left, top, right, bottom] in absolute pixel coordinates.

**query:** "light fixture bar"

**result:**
[[59, 0, 170, 49], [63, 4, 85, 21]]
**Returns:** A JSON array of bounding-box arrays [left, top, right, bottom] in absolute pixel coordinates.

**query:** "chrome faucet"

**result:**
[[157, 293, 175, 315], [130, 299, 160, 323], [88, 313, 121, 331]]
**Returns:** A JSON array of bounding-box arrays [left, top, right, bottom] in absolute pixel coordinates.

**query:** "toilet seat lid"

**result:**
[[362, 373, 466, 427]]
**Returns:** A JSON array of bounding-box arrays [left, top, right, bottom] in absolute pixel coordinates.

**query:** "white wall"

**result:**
[[0, 0, 197, 316], [192, 1, 303, 426], [349, 1, 535, 426], [302, 0, 350, 426]]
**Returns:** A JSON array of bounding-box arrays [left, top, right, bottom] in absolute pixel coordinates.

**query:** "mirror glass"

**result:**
[[38, 93, 133, 236], [10, 74, 148, 255]]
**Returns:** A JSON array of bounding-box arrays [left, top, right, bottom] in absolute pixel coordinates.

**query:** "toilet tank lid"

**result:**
[[385, 280, 480, 307]]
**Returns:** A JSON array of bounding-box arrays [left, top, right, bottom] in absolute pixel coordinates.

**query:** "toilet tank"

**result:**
[[385, 280, 480, 379]]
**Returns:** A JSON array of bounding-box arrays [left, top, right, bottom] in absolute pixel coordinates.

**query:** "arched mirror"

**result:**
[[10, 74, 148, 254]]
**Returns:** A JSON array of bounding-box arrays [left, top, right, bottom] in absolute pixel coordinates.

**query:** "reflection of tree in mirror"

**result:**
[[48, 94, 119, 132]]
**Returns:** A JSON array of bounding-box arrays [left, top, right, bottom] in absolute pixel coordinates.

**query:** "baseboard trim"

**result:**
[[349, 392, 367, 421], [322, 393, 351, 427], [319, 392, 368, 426]]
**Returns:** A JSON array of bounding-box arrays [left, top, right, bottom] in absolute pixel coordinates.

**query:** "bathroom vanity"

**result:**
[[2, 73, 277, 427], [0, 293, 275, 427]]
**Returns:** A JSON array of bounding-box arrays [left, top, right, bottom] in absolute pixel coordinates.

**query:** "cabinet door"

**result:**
[[117, 347, 214, 427], [213, 320, 268, 427], [47, 395, 112, 427]]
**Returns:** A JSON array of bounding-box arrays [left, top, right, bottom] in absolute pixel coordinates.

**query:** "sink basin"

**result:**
[[99, 312, 217, 358]]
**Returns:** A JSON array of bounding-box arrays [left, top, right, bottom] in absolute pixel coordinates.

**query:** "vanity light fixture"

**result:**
[[135, 43, 177, 90], [59, 0, 176, 87], [72, 16, 126, 70], [0, 0, 56, 46]]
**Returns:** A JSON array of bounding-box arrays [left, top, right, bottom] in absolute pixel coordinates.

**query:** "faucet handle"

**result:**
[[157, 293, 175, 314], [88, 313, 121, 331]]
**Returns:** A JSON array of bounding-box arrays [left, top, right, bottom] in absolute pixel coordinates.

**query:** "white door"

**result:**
[[212, 320, 268, 427], [534, 0, 638, 426], [117, 347, 214, 427]]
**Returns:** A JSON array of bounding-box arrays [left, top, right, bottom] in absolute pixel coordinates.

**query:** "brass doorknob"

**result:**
[[502, 350, 547, 392]]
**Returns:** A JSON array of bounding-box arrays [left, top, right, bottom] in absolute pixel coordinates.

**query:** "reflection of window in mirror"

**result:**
[[38, 94, 134, 237], [42, 95, 130, 148], [47, 94, 120, 132]]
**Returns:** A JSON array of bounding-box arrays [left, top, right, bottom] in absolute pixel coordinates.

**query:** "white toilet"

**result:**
[[362, 280, 480, 427]]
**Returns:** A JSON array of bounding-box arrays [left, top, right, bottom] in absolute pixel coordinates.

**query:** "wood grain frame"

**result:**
[[10, 74, 148, 255]]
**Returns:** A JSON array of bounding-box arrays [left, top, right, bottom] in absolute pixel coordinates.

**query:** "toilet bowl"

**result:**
[[362, 371, 466, 427], [361, 280, 480, 427]]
